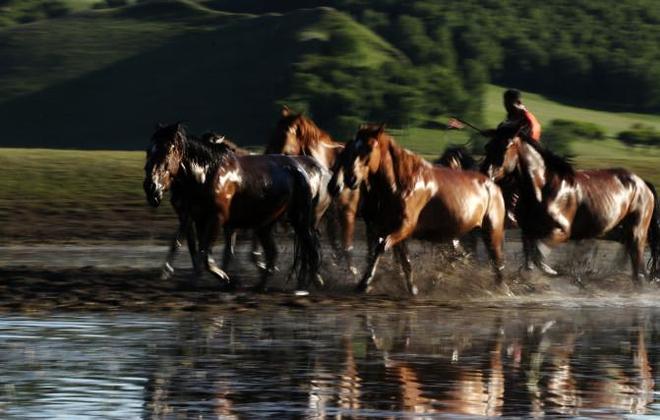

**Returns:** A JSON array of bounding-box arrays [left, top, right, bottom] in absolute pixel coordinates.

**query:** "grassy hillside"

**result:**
[[0, 3, 405, 149]]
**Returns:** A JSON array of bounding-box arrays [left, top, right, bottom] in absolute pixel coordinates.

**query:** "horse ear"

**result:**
[[281, 105, 290, 117], [377, 123, 386, 136], [155, 122, 165, 129]]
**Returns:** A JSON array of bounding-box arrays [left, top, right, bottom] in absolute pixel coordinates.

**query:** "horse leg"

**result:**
[[481, 219, 505, 286], [186, 219, 203, 275], [222, 228, 236, 270], [627, 224, 647, 287], [522, 234, 535, 271], [161, 221, 185, 280], [339, 198, 359, 276], [356, 238, 385, 294], [250, 234, 266, 270], [394, 241, 417, 296], [253, 225, 278, 292], [358, 220, 416, 294], [198, 215, 230, 285], [324, 203, 342, 260], [340, 212, 357, 275]]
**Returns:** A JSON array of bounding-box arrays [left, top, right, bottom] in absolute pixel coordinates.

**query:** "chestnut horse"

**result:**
[[329, 125, 506, 295], [481, 126, 660, 283], [267, 107, 361, 272], [144, 123, 327, 291]]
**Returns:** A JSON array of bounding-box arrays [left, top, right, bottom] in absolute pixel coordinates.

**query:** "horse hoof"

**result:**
[[255, 261, 267, 271], [538, 262, 558, 276], [408, 285, 419, 296], [294, 290, 310, 296], [315, 275, 325, 288], [500, 283, 514, 297], [160, 263, 174, 280]]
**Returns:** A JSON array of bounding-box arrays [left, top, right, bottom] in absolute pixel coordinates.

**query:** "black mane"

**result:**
[[183, 131, 236, 169], [435, 145, 478, 170]]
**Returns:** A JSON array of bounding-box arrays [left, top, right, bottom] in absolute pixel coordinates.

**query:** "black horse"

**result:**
[[144, 123, 327, 291]]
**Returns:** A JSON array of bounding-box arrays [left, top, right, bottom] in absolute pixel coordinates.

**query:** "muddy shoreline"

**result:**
[[0, 235, 657, 314]]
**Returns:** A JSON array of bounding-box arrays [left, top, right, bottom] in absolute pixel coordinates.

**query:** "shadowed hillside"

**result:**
[[0, 4, 405, 149]]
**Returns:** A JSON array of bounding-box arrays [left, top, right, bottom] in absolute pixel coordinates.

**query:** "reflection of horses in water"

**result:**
[[481, 125, 660, 283], [143, 123, 326, 290], [330, 124, 506, 295], [267, 107, 361, 273], [366, 312, 505, 416]]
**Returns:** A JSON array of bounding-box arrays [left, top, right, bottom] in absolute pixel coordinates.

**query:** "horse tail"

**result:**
[[645, 181, 660, 280], [286, 163, 321, 290]]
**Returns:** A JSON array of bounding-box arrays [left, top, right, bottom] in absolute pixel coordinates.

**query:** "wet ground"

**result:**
[[1, 238, 660, 418]]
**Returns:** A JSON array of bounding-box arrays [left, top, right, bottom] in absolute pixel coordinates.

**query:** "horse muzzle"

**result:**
[[143, 180, 163, 208]]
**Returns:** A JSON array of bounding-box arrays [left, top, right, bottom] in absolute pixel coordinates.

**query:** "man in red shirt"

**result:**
[[447, 89, 541, 142], [500, 88, 541, 141]]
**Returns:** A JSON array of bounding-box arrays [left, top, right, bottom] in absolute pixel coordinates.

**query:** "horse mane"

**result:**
[[177, 126, 236, 169], [358, 125, 429, 196], [521, 135, 575, 180], [293, 114, 336, 148], [200, 131, 250, 156], [435, 145, 478, 170]]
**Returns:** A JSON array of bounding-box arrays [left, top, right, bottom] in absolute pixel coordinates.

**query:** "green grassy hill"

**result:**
[[0, 3, 405, 149]]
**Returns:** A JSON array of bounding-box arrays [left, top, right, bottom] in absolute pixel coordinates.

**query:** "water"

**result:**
[[2, 305, 660, 418]]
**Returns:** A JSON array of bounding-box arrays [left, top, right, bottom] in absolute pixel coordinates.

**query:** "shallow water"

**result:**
[[2, 305, 660, 418]]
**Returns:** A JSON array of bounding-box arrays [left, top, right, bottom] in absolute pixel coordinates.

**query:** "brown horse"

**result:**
[[267, 107, 361, 273], [481, 125, 660, 283], [144, 123, 326, 291], [329, 124, 506, 295]]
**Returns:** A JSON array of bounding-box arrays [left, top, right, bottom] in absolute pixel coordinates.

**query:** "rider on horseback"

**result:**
[[499, 88, 541, 142]]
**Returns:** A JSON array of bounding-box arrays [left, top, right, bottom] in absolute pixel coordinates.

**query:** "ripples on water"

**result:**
[[1, 306, 660, 418]]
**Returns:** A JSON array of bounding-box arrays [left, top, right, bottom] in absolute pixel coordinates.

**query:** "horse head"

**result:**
[[266, 105, 304, 155], [143, 122, 185, 207], [481, 125, 523, 182], [329, 124, 384, 195]]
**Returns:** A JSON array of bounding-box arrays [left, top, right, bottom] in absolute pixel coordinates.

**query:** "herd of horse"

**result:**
[[143, 107, 660, 295]]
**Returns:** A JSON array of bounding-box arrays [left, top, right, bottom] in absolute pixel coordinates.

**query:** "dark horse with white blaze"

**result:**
[[143, 123, 327, 291], [267, 106, 361, 273], [155, 129, 252, 279], [329, 125, 507, 295], [481, 125, 660, 283]]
